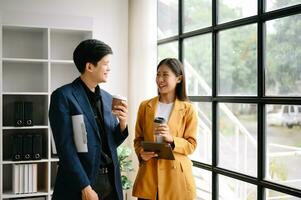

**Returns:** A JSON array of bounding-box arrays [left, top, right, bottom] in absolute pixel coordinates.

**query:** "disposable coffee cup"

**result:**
[[112, 95, 127, 110], [153, 117, 166, 143]]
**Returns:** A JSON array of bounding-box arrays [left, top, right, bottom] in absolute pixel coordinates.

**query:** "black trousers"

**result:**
[[92, 168, 115, 200]]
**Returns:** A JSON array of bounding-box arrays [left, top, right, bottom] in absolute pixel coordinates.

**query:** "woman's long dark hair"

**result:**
[[157, 58, 189, 101]]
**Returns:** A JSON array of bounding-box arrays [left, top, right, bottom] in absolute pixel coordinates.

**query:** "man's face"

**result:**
[[90, 54, 111, 83]]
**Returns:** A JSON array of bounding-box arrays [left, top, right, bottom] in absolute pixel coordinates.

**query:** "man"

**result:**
[[49, 39, 128, 200]]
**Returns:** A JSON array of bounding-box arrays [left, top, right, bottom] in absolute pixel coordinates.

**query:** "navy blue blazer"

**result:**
[[49, 77, 128, 200]]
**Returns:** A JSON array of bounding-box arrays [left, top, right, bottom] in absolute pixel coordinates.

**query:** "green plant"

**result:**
[[269, 159, 288, 181], [117, 146, 134, 190]]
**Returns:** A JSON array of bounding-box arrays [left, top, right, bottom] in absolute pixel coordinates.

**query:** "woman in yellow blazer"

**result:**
[[132, 58, 198, 200]]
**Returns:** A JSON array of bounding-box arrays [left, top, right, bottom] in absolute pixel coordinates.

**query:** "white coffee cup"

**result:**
[[112, 95, 127, 111]]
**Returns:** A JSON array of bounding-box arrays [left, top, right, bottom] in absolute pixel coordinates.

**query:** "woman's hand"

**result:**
[[139, 148, 158, 161], [155, 124, 174, 143]]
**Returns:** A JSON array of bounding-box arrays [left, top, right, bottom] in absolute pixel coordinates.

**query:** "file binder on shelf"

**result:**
[[12, 134, 23, 161], [23, 135, 33, 160], [24, 101, 34, 126], [32, 134, 42, 160], [14, 101, 24, 126], [12, 164, 20, 194]]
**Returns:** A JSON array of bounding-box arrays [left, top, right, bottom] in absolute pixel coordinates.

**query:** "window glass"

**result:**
[[183, 0, 212, 32], [184, 34, 212, 96], [265, 14, 301, 96], [157, 42, 178, 63], [218, 103, 257, 176], [218, 24, 257, 96], [265, 189, 300, 200], [219, 175, 257, 200], [218, 0, 257, 24], [266, 105, 301, 190], [190, 102, 212, 164], [158, 0, 178, 40], [266, 0, 301, 11], [193, 167, 212, 200]]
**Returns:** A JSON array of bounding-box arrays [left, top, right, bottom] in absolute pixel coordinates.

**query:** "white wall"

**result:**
[[0, 0, 129, 97]]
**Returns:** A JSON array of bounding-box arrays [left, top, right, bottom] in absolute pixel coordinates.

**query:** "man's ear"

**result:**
[[85, 62, 93, 72]]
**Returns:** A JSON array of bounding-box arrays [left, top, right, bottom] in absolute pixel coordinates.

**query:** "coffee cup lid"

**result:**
[[154, 117, 166, 123], [112, 95, 127, 101]]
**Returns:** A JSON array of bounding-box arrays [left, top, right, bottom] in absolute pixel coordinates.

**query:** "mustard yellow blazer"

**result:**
[[132, 96, 198, 200]]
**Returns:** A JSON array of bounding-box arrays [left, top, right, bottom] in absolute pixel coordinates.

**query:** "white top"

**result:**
[[155, 101, 174, 122]]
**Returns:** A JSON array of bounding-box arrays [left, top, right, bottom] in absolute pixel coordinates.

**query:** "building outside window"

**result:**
[[157, 0, 301, 199]]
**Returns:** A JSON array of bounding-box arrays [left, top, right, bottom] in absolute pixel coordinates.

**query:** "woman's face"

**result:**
[[156, 64, 181, 95]]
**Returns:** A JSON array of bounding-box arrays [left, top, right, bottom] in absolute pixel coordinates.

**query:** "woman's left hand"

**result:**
[[155, 123, 174, 143]]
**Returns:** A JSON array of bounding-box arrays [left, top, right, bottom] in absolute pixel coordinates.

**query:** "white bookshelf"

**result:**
[[0, 25, 92, 200]]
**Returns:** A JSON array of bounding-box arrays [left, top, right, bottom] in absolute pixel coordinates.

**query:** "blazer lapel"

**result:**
[[71, 78, 99, 137], [146, 96, 158, 121], [100, 90, 112, 136], [167, 98, 185, 133]]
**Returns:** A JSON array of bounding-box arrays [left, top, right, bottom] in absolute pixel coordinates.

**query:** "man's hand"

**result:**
[[81, 185, 99, 200], [139, 148, 158, 161], [112, 101, 128, 132]]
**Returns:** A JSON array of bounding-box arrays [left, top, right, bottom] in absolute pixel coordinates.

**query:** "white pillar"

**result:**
[[126, 0, 157, 199]]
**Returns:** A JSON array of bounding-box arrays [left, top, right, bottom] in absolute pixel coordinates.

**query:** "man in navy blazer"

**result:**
[[49, 39, 128, 200]]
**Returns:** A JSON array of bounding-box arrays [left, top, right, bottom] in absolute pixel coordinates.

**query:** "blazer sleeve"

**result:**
[[112, 117, 129, 147], [173, 104, 198, 155], [49, 89, 90, 190]]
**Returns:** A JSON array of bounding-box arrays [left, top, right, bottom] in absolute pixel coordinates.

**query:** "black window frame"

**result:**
[[157, 0, 301, 199]]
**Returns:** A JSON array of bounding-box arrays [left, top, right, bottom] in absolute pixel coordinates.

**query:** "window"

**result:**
[[157, 0, 301, 199]]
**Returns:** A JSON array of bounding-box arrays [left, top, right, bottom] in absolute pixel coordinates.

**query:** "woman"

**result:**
[[132, 58, 198, 200]]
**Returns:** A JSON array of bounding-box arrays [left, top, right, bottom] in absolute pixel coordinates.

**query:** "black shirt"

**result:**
[[79, 79, 112, 166]]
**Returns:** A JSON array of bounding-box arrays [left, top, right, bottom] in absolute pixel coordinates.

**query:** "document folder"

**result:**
[[141, 141, 175, 160]]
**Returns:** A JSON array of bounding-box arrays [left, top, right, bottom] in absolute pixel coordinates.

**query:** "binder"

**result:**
[[12, 135, 23, 161], [24, 164, 29, 193], [19, 164, 24, 194], [32, 134, 42, 160], [22, 135, 33, 160], [12, 164, 20, 194], [141, 141, 175, 160], [32, 164, 38, 193], [24, 101, 34, 126], [14, 101, 24, 126], [28, 164, 33, 193]]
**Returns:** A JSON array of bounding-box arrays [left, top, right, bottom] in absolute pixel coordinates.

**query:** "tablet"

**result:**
[[141, 141, 175, 160]]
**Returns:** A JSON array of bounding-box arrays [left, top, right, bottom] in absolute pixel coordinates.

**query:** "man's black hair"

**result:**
[[73, 39, 113, 73]]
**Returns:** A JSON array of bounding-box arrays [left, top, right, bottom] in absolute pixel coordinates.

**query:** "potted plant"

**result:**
[[117, 146, 134, 199]]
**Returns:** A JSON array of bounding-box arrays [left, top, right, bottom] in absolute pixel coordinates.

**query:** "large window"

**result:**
[[158, 0, 301, 199]]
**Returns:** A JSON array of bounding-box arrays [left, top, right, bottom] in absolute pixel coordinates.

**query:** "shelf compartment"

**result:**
[[2, 26, 48, 59], [2, 162, 49, 195], [50, 29, 92, 60], [51, 63, 79, 92], [2, 61, 48, 93], [2, 129, 48, 161], [2, 95, 48, 127], [50, 162, 58, 191]]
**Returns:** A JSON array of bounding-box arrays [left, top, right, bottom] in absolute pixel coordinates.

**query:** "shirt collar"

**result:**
[[79, 78, 101, 101]]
